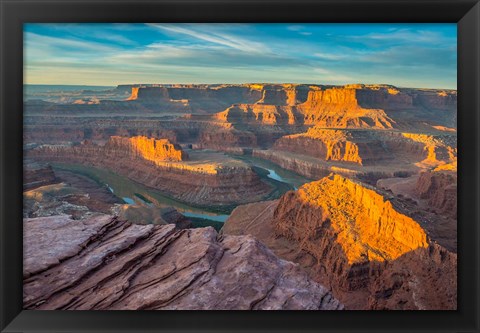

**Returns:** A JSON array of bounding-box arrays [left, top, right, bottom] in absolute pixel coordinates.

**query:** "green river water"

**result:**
[[52, 154, 310, 223]]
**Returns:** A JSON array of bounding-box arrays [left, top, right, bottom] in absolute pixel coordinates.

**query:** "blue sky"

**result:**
[[24, 23, 457, 89]]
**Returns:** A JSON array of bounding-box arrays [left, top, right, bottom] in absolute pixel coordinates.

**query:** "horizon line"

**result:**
[[24, 82, 458, 91]]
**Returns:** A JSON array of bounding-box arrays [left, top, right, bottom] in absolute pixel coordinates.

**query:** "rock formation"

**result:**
[[253, 128, 456, 181], [297, 87, 396, 128], [367, 242, 457, 310], [23, 160, 57, 191], [27, 137, 273, 207], [415, 171, 457, 218], [197, 128, 258, 150], [399, 133, 457, 168], [275, 129, 362, 164], [278, 174, 428, 264], [273, 127, 392, 165], [223, 174, 457, 310], [116, 206, 192, 229], [252, 149, 330, 180], [23, 168, 123, 219], [127, 86, 170, 101], [23, 214, 343, 310], [214, 104, 302, 126], [107, 136, 188, 162]]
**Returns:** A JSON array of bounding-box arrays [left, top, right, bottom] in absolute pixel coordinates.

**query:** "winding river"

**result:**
[[52, 155, 310, 223]]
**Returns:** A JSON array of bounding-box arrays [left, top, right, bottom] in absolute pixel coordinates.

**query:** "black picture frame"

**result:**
[[1, 0, 479, 332]]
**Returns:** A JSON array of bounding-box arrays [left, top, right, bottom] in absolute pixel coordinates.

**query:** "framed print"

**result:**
[[1, 0, 479, 332]]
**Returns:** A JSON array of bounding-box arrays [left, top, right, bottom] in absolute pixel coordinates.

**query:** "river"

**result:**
[[51, 155, 310, 224]]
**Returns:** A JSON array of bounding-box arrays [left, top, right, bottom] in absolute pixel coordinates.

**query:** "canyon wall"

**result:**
[[23, 161, 57, 191], [297, 88, 395, 128], [196, 128, 258, 150], [415, 171, 457, 218], [106, 136, 188, 162], [27, 137, 273, 207], [223, 174, 457, 309], [276, 174, 428, 263], [214, 104, 302, 126], [273, 128, 393, 165], [252, 149, 331, 180]]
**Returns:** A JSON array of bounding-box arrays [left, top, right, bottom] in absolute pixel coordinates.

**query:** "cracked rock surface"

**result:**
[[23, 214, 343, 310]]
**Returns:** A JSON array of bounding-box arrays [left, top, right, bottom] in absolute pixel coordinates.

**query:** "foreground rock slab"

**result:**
[[23, 214, 343, 310]]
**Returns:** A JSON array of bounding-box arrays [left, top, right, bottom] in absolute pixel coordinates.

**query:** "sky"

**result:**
[[24, 23, 457, 89]]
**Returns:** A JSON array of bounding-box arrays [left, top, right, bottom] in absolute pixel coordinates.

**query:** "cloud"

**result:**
[[313, 52, 347, 61], [358, 45, 457, 69], [147, 24, 269, 53], [348, 28, 455, 48], [287, 25, 304, 32], [108, 40, 300, 70], [287, 25, 312, 36], [25, 32, 118, 53], [87, 32, 136, 45]]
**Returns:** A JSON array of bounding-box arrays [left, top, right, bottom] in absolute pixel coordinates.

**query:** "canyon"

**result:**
[[27, 136, 273, 208], [23, 82, 457, 310]]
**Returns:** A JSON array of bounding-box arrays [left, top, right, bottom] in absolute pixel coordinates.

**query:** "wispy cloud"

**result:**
[[348, 28, 455, 47], [25, 32, 118, 53], [148, 24, 269, 53], [287, 25, 313, 36], [108, 42, 299, 70], [287, 25, 304, 32], [313, 52, 347, 61]]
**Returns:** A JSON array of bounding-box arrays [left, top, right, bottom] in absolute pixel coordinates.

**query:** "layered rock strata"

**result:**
[[107, 136, 188, 162], [23, 214, 343, 310], [273, 128, 392, 165], [23, 161, 57, 191], [297, 88, 396, 128], [278, 175, 428, 264], [28, 137, 272, 207], [415, 171, 457, 217], [252, 149, 331, 180], [25, 84, 456, 131], [223, 174, 457, 310], [377, 170, 457, 220]]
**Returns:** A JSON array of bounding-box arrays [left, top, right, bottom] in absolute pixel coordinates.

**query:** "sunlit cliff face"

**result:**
[[297, 174, 428, 264], [110, 136, 188, 162], [401, 133, 457, 170], [278, 128, 363, 165]]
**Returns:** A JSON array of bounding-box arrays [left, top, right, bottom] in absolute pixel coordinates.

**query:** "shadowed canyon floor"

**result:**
[[24, 83, 457, 310]]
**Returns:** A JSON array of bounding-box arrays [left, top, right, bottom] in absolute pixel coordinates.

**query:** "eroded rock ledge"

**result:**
[[23, 214, 343, 310]]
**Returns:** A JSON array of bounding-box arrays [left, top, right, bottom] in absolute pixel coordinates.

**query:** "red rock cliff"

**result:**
[[298, 88, 396, 128], [224, 174, 456, 309], [275, 129, 362, 164], [415, 171, 457, 218], [106, 136, 188, 162], [274, 174, 428, 266], [27, 138, 272, 207]]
